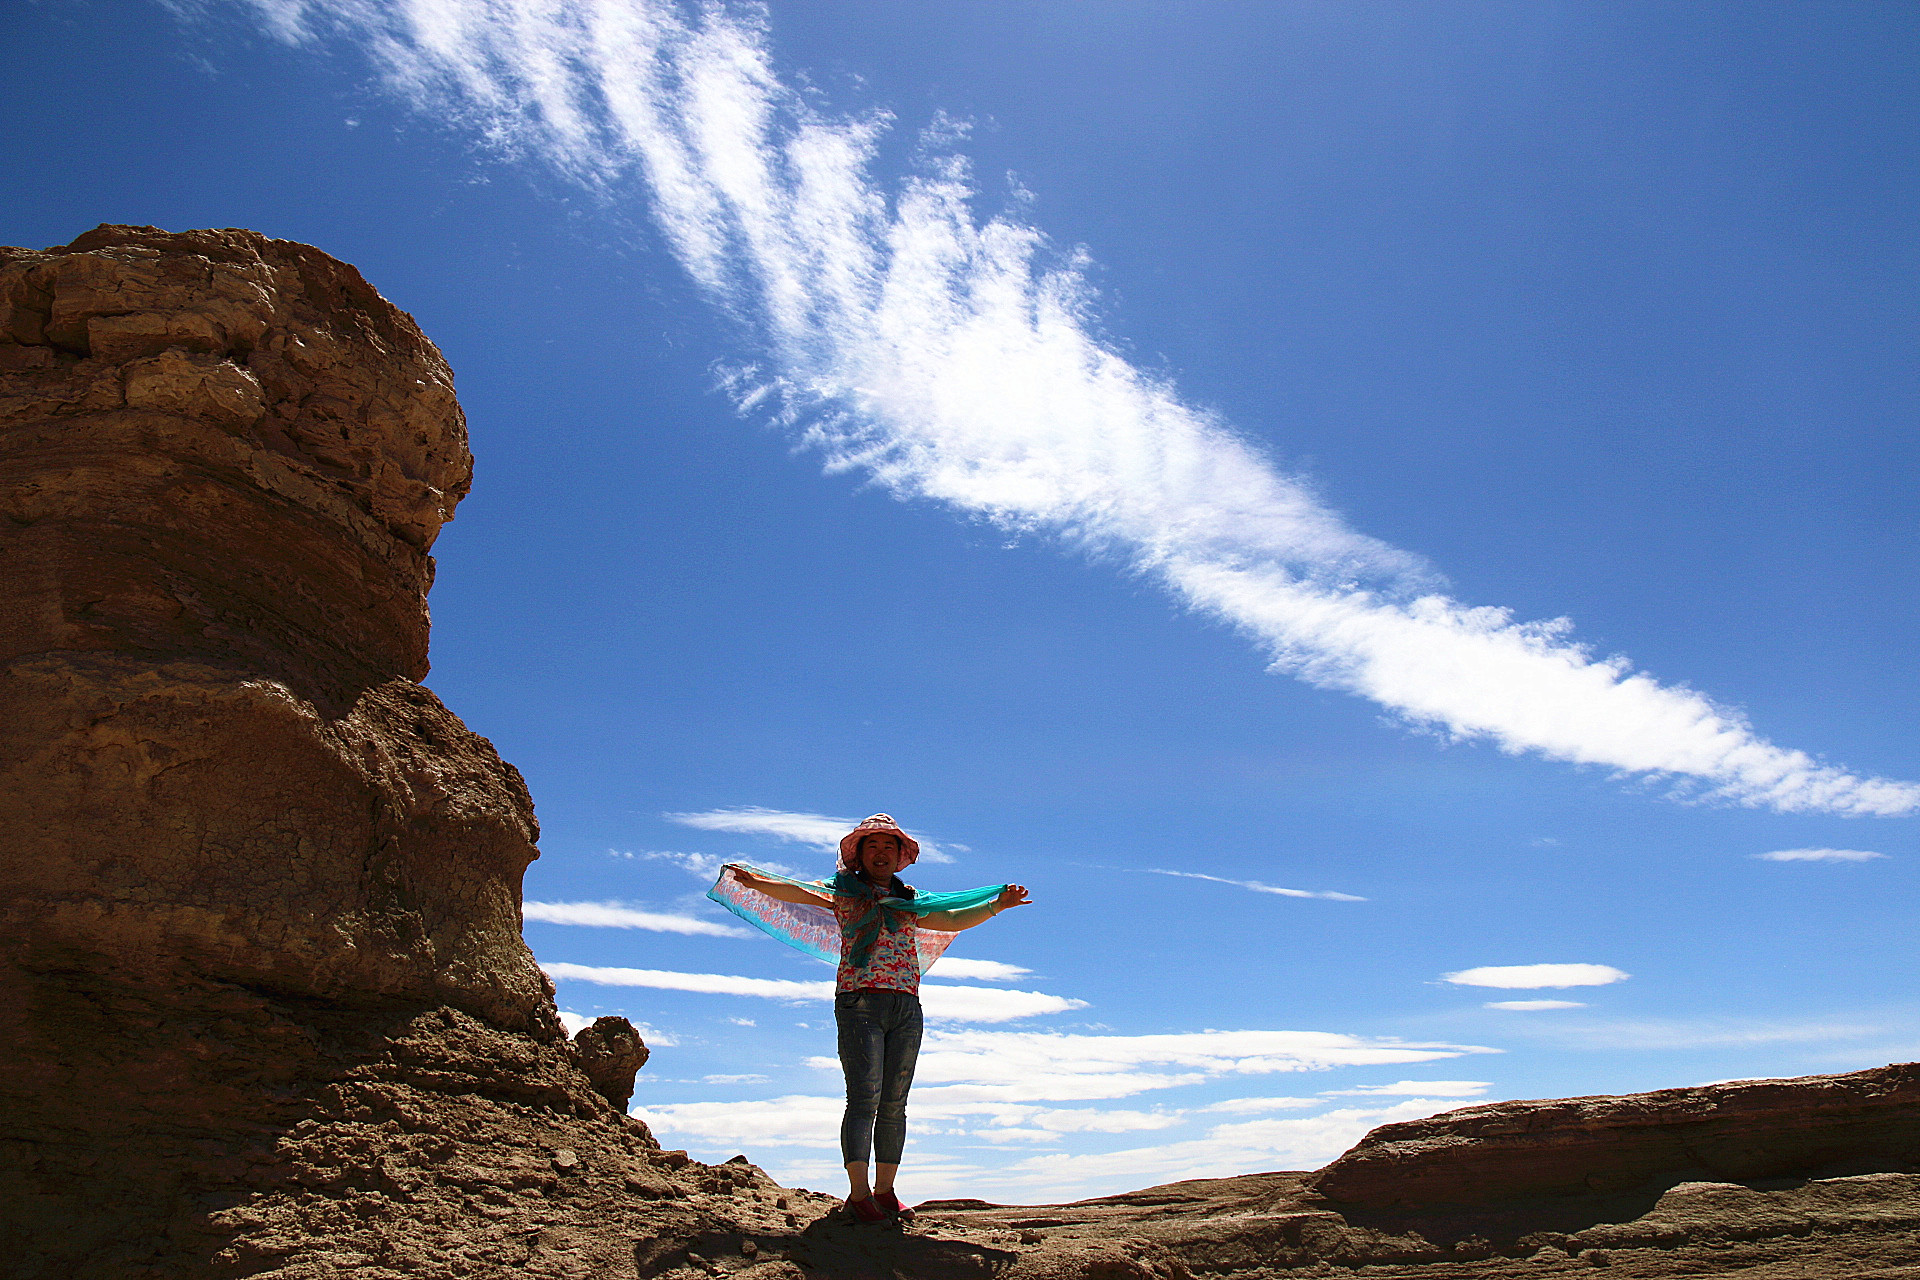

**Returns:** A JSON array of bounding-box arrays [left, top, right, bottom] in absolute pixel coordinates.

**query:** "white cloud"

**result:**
[[1443, 963, 1631, 989], [875, 1027, 1497, 1105], [1322, 1080, 1491, 1097], [1753, 847, 1888, 863], [634, 1021, 1496, 1198], [986, 1100, 1464, 1201], [664, 806, 955, 862], [523, 899, 749, 936], [1197, 1096, 1321, 1113], [623, 848, 811, 880], [921, 987, 1087, 1023], [1144, 868, 1366, 902], [1510, 1016, 1886, 1051], [638, 1041, 1480, 1174], [635, 1094, 843, 1149], [925, 957, 1032, 981], [226, 0, 1920, 817], [545, 961, 833, 1001], [540, 961, 1081, 1022], [665, 806, 851, 850], [1486, 1000, 1587, 1011]]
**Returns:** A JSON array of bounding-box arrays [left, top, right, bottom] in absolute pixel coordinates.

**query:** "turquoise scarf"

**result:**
[[707, 862, 1008, 972]]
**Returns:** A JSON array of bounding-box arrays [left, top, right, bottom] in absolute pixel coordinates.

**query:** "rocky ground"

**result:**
[[917, 1168, 1920, 1279]]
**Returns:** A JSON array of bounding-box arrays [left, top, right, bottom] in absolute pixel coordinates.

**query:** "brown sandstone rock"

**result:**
[[0, 225, 564, 1276], [0, 224, 550, 1028], [574, 1015, 653, 1110], [1308, 1062, 1920, 1209]]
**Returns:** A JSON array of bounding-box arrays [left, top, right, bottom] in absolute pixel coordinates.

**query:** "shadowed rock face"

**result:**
[[0, 225, 572, 1275]]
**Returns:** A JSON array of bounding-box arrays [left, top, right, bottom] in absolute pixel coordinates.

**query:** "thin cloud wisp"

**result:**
[[523, 900, 748, 936], [235, 0, 1920, 817], [1145, 868, 1365, 902]]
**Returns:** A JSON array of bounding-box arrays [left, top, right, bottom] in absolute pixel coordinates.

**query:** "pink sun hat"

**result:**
[[837, 813, 922, 870]]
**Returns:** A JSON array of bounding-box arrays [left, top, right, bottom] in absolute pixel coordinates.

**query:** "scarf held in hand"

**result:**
[[707, 863, 1007, 973]]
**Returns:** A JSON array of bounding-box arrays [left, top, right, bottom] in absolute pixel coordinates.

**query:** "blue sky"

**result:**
[[13, 0, 1916, 1201]]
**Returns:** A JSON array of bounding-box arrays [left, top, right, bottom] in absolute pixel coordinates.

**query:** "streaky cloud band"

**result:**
[[540, 961, 1084, 1022], [232, 0, 1920, 817]]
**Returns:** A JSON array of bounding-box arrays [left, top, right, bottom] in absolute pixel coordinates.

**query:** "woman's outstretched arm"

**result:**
[[917, 884, 1032, 932], [728, 865, 834, 908]]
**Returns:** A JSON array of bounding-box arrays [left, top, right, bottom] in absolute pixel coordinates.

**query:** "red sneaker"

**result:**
[[875, 1190, 915, 1222], [846, 1195, 887, 1224]]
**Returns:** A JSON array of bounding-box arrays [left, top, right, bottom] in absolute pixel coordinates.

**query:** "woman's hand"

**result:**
[[917, 884, 1032, 932]]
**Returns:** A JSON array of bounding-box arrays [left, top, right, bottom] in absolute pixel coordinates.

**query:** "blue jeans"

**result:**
[[835, 989, 923, 1166]]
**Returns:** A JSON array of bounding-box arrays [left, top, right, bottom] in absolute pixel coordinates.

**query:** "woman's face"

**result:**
[[858, 832, 906, 879]]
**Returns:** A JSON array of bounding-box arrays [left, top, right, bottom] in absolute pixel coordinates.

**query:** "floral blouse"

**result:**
[[832, 885, 922, 995]]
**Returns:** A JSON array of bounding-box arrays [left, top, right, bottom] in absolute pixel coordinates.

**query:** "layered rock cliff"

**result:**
[[0, 225, 683, 1278], [0, 223, 545, 1026]]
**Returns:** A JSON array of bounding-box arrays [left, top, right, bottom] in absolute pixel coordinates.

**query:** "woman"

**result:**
[[713, 813, 1030, 1223]]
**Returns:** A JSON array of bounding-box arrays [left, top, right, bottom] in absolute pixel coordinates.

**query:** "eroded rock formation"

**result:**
[[6, 226, 1919, 1280], [0, 224, 666, 1277], [0, 224, 545, 1026], [1309, 1062, 1920, 1209]]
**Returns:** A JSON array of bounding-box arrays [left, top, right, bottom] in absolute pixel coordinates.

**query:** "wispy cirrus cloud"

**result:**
[[540, 961, 1082, 1022], [524, 899, 748, 936], [926, 957, 1032, 982], [1486, 999, 1587, 1011], [618, 848, 806, 880], [984, 1100, 1462, 1200], [1322, 1079, 1492, 1097], [1443, 963, 1630, 989], [1753, 847, 1888, 863], [223, 0, 1920, 817], [665, 806, 851, 850], [1145, 867, 1365, 902], [891, 1026, 1498, 1105], [1505, 1015, 1888, 1052], [665, 806, 956, 862], [1198, 1096, 1321, 1114]]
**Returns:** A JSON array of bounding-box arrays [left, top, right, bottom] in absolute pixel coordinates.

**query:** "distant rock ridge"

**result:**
[[1308, 1061, 1920, 1209], [3, 225, 1916, 1280]]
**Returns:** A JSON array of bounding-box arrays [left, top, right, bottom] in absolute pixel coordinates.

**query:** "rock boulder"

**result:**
[[1309, 1062, 1920, 1209]]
